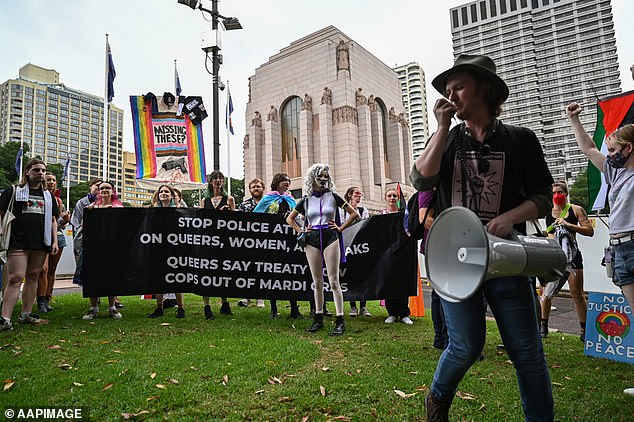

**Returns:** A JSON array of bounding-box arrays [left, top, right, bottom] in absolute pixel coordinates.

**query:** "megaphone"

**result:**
[[425, 207, 567, 302]]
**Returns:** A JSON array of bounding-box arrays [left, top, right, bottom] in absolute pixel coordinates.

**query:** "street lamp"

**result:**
[[558, 149, 569, 184], [177, 0, 243, 171]]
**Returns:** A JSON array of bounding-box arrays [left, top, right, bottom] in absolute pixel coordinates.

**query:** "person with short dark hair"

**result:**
[[411, 54, 554, 421], [0, 159, 59, 330], [70, 177, 102, 286]]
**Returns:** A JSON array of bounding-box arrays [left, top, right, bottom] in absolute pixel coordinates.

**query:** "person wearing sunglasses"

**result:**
[[410, 54, 554, 421]]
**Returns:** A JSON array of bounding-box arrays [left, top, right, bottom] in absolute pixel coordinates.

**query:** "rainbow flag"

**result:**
[[130, 96, 206, 189]]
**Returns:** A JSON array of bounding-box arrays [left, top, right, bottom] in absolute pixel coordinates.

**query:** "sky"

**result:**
[[1, 0, 633, 180]]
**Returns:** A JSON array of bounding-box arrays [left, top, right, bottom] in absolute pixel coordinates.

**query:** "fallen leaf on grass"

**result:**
[[113, 350, 122, 354], [150, 372, 157, 379], [551, 364, 561, 369], [105, 360, 118, 363], [552, 382, 563, 386], [72, 382, 84, 387], [301, 416, 309, 422], [332, 417, 351, 421], [121, 410, 149, 420], [160, 323, 171, 326], [409, 371, 419, 375], [478, 403, 486, 411], [267, 376, 283, 385], [415, 385, 429, 392], [254, 389, 265, 394], [47, 344, 61, 350], [456, 391, 476, 400], [155, 384, 166, 389], [393, 389, 417, 399], [102, 382, 113, 391], [222, 375, 229, 386], [564, 376, 572, 381], [58, 363, 72, 370], [321, 366, 331, 371], [355, 369, 361, 373], [168, 378, 179, 384], [99, 341, 109, 344], [278, 396, 293, 402], [4, 381, 15, 391], [320, 386, 326, 396], [146, 396, 158, 401]]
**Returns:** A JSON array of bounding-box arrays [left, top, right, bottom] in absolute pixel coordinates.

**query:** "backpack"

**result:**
[[403, 189, 436, 240]]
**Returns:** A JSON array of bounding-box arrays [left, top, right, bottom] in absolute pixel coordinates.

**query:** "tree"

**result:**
[[0, 141, 30, 188], [69, 181, 91, 211], [230, 178, 245, 205], [569, 168, 590, 212]]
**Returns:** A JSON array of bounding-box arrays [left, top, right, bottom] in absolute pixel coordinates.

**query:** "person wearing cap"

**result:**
[[410, 54, 554, 421]]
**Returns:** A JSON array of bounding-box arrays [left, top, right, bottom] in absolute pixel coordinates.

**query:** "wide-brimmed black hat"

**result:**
[[432, 54, 509, 103]]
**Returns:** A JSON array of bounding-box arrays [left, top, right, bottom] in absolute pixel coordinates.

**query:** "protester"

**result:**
[[566, 103, 634, 396], [380, 188, 413, 325], [254, 173, 303, 318], [81, 181, 124, 320], [36, 172, 70, 313], [411, 54, 554, 421], [286, 163, 359, 336], [200, 171, 234, 319], [237, 178, 266, 308], [340, 186, 371, 317], [172, 187, 188, 208], [0, 159, 59, 330], [540, 181, 594, 340], [147, 185, 185, 319], [70, 177, 102, 286]]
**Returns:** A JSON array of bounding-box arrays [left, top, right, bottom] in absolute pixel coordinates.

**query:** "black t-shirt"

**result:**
[[0, 186, 60, 251]]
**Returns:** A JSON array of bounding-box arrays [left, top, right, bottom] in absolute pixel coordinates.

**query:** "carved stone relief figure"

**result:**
[[301, 93, 313, 112], [321, 87, 332, 105], [333, 105, 358, 125], [252, 111, 262, 127], [388, 107, 397, 123], [398, 113, 408, 126], [356, 88, 366, 106], [267, 105, 278, 122], [367, 95, 376, 112], [336, 40, 349, 71], [243, 134, 249, 149]]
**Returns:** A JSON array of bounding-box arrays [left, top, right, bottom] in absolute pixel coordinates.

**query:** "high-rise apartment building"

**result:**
[[121, 151, 153, 206], [0, 64, 124, 190], [393, 62, 430, 160], [449, 0, 621, 183]]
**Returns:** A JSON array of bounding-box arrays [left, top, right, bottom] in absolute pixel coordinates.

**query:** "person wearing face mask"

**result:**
[[540, 181, 594, 340], [286, 164, 359, 336], [566, 104, 634, 396], [70, 177, 102, 286]]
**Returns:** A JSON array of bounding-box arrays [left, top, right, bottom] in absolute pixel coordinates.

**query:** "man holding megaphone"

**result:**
[[410, 54, 555, 422]]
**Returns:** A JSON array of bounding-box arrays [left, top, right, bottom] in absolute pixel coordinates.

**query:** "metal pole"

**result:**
[[226, 80, 231, 196], [212, 0, 220, 171], [102, 34, 109, 181]]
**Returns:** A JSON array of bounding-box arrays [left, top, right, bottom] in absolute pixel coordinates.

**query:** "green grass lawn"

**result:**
[[1, 294, 633, 421]]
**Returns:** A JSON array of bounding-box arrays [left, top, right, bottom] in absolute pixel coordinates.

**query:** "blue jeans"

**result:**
[[613, 239, 634, 287], [431, 276, 553, 422]]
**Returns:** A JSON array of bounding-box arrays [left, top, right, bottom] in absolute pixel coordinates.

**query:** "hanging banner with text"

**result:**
[[584, 292, 633, 364], [82, 209, 417, 301]]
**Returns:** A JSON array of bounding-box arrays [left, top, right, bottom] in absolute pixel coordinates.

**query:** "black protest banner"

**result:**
[[82, 208, 417, 300]]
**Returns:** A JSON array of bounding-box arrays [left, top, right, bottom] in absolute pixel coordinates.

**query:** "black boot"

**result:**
[[37, 297, 48, 314], [44, 296, 54, 312], [290, 301, 303, 319], [425, 392, 452, 422], [204, 305, 215, 320], [270, 300, 278, 319], [219, 301, 232, 315], [330, 316, 345, 336], [540, 319, 549, 338], [306, 313, 324, 332]]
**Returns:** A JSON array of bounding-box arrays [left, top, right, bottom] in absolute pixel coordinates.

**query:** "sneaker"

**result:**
[[624, 388, 634, 396], [425, 391, 451, 422], [349, 307, 358, 317], [109, 308, 122, 319], [360, 307, 372, 317], [44, 299, 54, 312], [114, 300, 125, 309], [176, 308, 185, 318], [204, 305, 214, 320], [148, 308, 164, 318], [18, 313, 48, 325], [237, 299, 249, 307], [256, 299, 265, 308], [0, 317, 12, 331], [401, 316, 414, 325], [384, 315, 398, 324], [38, 302, 48, 314], [83, 309, 99, 320]]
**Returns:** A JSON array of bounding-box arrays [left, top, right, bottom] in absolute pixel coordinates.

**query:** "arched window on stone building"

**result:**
[[374, 98, 390, 184], [281, 96, 302, 178]]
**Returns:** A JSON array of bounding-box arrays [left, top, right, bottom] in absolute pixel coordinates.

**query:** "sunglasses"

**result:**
[[477, 143, 491, 174]]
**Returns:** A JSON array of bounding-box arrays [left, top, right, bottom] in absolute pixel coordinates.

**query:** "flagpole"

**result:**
[[174, 59, 178, 95], [102, 34, 110, 181], [18, 139, 24, 178], [65, 147, 71, 211], [226, 80, 231, 196]]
